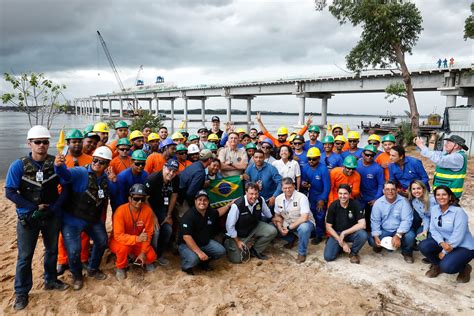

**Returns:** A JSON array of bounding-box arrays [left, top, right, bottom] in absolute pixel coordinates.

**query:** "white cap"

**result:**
[[93, 146, 113, 160], [187, 144, 200, 154], [380, 236, 395, 251], [27, 125, 51, 140]]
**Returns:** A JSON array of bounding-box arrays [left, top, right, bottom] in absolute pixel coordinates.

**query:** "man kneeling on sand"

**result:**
[[109, 184, 157, 280]]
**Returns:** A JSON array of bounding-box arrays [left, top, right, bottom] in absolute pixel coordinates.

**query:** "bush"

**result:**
[[396, 122, 414, 146], [104, 111, 163, 133]]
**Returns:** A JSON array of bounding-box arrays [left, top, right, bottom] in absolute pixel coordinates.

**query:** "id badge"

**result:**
[[164, 197, 169, 205], [36, 171, 44, 182], [98, 189, 105, 199]]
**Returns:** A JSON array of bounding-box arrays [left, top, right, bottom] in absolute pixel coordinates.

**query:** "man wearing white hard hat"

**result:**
[[54, 145, 115, 290], [5, 126, 69, 310]]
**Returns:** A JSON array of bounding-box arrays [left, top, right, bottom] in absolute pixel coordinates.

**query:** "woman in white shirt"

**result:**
[[272, 145, 301, 191]]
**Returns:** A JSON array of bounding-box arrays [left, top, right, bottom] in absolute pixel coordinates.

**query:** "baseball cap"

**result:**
[[195, 190, 209, 199], [199, 149, 214, 160], [198, 127, 209, 134], [164, 159, 179, 171], [211, 116, 220, 122]]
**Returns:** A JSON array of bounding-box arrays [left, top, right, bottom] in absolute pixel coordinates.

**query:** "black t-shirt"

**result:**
[[145, 171, 179, 212], [326, 199, 364, 232], [178, 206, 219, 247]]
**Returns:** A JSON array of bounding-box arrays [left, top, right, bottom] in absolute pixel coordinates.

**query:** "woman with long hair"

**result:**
[[407, 180, 436, 240]]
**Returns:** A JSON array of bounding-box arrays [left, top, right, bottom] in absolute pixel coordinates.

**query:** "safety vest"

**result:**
[[19, 155, 59, 205], [234, 196, 263, 238], [433, 151, 467, 198]]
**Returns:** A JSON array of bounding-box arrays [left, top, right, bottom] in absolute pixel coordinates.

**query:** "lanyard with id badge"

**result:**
[[97, 186, 105, 199]]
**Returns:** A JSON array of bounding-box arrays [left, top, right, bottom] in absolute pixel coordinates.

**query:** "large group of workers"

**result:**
[[5, 113, 474, 310]]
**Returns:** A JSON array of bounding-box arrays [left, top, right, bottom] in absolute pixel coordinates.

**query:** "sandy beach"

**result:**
[[1, 149, 473, 315]]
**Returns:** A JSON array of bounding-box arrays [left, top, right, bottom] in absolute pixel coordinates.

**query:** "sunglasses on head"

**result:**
[[293, 142, 303, 145], [134, 161, 145, 167], [117, 147, 129, 152], [92, 158, 107, 165], [32, 140, 50, 145], [132, 196, 146, 202]]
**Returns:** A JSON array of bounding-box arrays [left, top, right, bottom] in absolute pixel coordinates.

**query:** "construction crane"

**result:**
[[136, 65, 144, 86]]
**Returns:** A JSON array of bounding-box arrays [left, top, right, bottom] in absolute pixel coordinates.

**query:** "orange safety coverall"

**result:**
[[110, 156, 132, 176], [144, 152, 166, 174], [177, 160, 192, 174], [375, 152, 391, 180], [328, 167, 361, 206], [108, 139, 119, 158], [57, 153, 93, 265], [109, 203, 157, 269], [263, 125, 308, 148]]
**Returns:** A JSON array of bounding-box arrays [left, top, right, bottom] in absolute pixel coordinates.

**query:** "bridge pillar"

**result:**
[[446, 95, 457, 107], [148, 99, 153, 114], [246, 97, 253, 132], [321, 96, 329, 137], [184, 98, 189, 131], [108, 98, 112, 117], [201, 98, 207, 127], [154, 95, 160, 117], [99, 99, 103, 118], [170, 98, 175, 133], [83, 99, 86, 116], [297, 95, 306, 126], [226, 97, 232, 122], [119, 98, 123, 117]]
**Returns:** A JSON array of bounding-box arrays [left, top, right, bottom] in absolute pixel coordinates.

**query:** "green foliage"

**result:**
[[464, 2, 474, 40], [385, 82, 407, 103], [129, 111, 163, 132], [397, 121, 414, 146]]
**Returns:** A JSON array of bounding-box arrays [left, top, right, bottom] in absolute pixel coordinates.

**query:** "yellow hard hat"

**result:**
[[332, 124, 343, 131], [148, 133, 160, 142], [93, 122, 110, 133], [347, 131, 360, 140], [335, 135, 347, 143], [208, 133, 219, 141], [129, 130, 144, 140], [171, 132, 184, 140], [235, 128, 246, 134], [307, 147, 321, 158], [288, 134, 296, 143], [277, 126, 289, 135], [368, 134, 381, 142]]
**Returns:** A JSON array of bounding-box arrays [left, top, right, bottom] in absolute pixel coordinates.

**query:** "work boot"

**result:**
[[182, 268, 195, 275], [296, 254, 306, 263], [284, 240, 295, 249], [456, 264, 472, 283], [250, 248, 269, 260], [56, 264, 68, 276], [425, 265, 441, 278], [146, 263, 156, 272], [349, 253, 360, 264], [311, 235, 323, 245], [199, 261, 214, 271], [373, 246, 382, 253], [13, 294, 28, 311], [421, 257, 430, 264], [115, 268, 127, 281], [87, 268, 107, 280], [44, 279, 69, 291], [157, 256, 170, 266], [72, 275, 84, 291], [403, 253, 414, 264]]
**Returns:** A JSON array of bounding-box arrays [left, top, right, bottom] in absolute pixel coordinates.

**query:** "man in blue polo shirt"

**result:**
[[303, 125, 323, 152], [320, 135, 343, 170]]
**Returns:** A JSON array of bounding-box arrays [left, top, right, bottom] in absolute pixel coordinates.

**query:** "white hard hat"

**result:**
[[187, 144, 200, 154], [27, 125, 51, 140], [380, 236, 395, 251], [93, 146, 113, 160]]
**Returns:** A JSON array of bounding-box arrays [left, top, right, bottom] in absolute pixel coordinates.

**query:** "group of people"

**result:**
[[5, 113, 474, 310]]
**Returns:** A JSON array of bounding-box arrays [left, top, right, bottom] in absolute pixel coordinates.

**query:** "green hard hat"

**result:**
[[115, 120, 128, 129], [363, 145, 378, 154], [322, 135, 334, 144], [117, 138, 131, 147], [66, 129, 84, 140], [205, 142, 218, 151], [343, 155, 358, 169], [131, 149, 147, 161], [83, 124, 94, 135], [176, 144, 188, 152], [188, 134, 199, 142], [245, 143, 257, 150], [382, 134, 396, 143], [308, 125, 320, 133]]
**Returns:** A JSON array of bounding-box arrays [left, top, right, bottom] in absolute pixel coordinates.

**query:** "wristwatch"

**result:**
[[396, 233, 403, 238]]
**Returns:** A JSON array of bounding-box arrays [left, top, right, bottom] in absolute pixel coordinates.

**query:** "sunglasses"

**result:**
[[134, 162, 145, 167], [334, 142, 344, 146], [293, 142, 303, 145], [117, 147, 129, 152], [132, 196, 146, 202], [438, 216, 442, 227], [348, 140, 358, 143], [345, 168, 356, 171], [262, 146, 272, 149], [368, 142, 379, 145], [308, 158, 319, 161], [176, 151, 187, 155], [32, 140, 50, 145], [92, 158, 108, 165], [364, 152, 375, 158]]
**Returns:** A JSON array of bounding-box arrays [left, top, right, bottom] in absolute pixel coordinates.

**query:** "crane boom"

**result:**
[[97, 30, 125, 92]]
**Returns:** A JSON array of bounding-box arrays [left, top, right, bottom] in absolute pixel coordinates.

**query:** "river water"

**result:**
[[0, 111, 381, 178]]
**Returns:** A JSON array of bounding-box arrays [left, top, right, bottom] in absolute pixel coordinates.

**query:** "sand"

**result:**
[[1, 149, 473, 315]]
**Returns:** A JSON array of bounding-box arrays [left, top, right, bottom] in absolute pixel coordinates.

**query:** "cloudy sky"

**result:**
[[0, 0, 472, 116]]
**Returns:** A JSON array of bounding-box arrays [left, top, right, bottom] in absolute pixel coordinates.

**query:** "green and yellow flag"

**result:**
[[206, 175, 243, 208]]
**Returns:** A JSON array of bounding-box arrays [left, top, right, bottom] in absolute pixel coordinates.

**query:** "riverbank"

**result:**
[[0, 149, 473, 314]]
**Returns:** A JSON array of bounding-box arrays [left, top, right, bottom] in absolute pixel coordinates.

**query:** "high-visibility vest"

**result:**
[[433, 151, 467, 198]]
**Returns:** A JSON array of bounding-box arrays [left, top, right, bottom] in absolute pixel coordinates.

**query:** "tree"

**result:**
[[1, 72, 67, 129], [464, 2, 474, 40], [316, 0, 423, 134]]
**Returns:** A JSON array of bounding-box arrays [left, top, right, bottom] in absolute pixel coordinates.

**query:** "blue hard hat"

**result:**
[[261, 138, 274, 147], [159, 138, 176, 150]]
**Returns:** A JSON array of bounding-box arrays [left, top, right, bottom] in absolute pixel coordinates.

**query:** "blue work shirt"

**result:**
[[371, 194, 413, 236], [341, 148, 364, 159], [411, 196, 436, 233], [388, 156, 429, 190], [293, 150, 308, 169], [303, 140, 323, 152], [320, 152, 343, 170], [301, 163, 330, 204], [179, 160, 206, 205], [356, 160, 384, 203], [110, 168, 148, 211], [430, 205, 474, 250], [420, 147, 464, 171], [245, 162, 282, 200]]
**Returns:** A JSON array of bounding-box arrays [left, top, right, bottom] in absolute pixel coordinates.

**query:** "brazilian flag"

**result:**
[[206, 175, 243, 208]]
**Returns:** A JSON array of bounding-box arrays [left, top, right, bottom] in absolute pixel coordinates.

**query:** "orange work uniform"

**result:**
[[145, 153, 166, 174], [108, 139, 119, 158], [375, 152, 391, 180], [328, 167, 361, 206], [177, 160, 192, 174], [263, 125, 308, 148], [110, 156, 132, 175], [109, 203, 157, 269]]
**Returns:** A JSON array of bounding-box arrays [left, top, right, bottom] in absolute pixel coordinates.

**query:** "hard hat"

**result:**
[[93, 146, 112, 160], [261, 138, 274, 147], [382, 134, 396, 143], [205, 142, 218, 151], [93, 122, 110, 133], [188, 144, 200, 154], [131, 149, 147, 161], [176, 144, 188, 152], [332, 124, 343, 131], [293, 135, 305, 143], [148, 133, 160, 142], [117, 138, 131, 147], [27, 125, 51, 140], [245, 143, 257, 150], [159, 138, 176, 150], [65, 129, 83, 140], [343, 155, 358, 169], [83, 124, 94, 135], [368, 134, 381, 142], [114, 120, 128, 129], [208, 133, 219, 141], [380, 237, 395, 250], [188, 134, 199, 142], [307, 147, 321, 158], [322, 135, 335, 144], [334, 135, 347, 143], [129, 130, 144, 140], [347, 131, 360, 140], [277, 126, 289, 135], [129, 183, 148, 196], [288, 134, 296, 143], [308, 125, 320, 133], [171, 132, 184, 140], [235, 128, 246, 134], [363, 145, 378, 154]]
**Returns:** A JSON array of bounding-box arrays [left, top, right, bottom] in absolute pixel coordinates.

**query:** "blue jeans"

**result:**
[[368, 228, 416, 255], [178, 239, 226, 270], [419, 237, 474, 274], [62, 221, 108, 278], [15, 215, 61, 295], [280, 221, 315, 256], [310, 206, 326, 238], [324, 230, 368, 261], [151, 205, 173, 257]]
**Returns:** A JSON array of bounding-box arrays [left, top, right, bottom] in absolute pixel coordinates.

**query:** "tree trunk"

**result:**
[[394, 44, 419, 135]]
